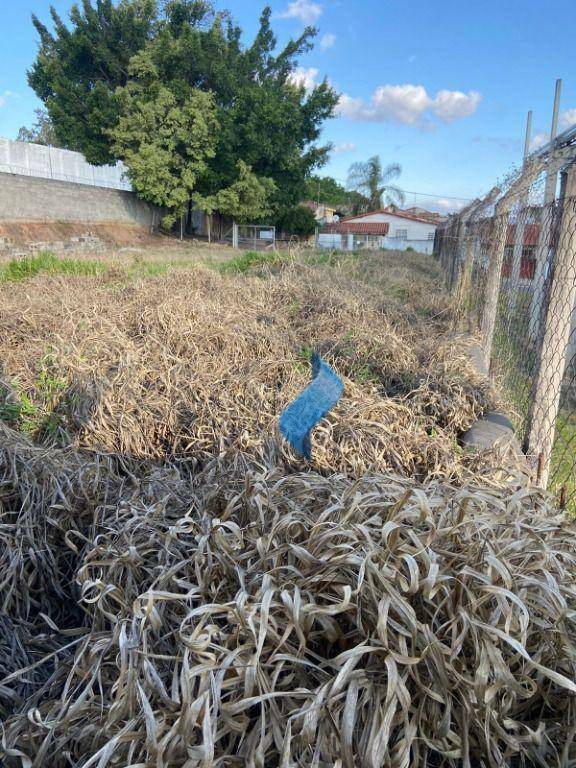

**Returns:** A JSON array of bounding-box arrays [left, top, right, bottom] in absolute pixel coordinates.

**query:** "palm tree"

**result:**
[[347, 155, 405, 212]]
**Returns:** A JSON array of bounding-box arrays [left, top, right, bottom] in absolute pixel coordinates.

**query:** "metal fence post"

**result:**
[[524, 162, 576, 487], [480, 203, 509, 368], [508, 112, 534, 311], [528, 81, 563, 340], [528, 161, 561, 340]]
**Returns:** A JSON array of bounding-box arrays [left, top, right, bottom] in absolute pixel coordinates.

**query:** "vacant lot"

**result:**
[[1, 245, 575, 767], [0, 246, 494, 478]]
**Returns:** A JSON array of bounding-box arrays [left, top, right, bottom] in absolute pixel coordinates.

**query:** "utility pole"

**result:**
[[529, 79, 563, 340], [508, 110, 534, 313], [523, 110, 533, 162]]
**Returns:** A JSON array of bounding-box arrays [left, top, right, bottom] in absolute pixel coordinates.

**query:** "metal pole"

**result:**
[[525, 163, 576, 487], [481, 202, 509, 368], [508, 110, 534, 314], [523, 110, 533, 161], [529, 79, 563, 339], [550, 79, 562, 144]]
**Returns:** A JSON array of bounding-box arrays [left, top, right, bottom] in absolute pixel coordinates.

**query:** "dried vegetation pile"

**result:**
[[0, 253, 490, 480], [1, 251, 575, 767]]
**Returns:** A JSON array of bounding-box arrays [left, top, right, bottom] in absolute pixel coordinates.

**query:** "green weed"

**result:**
[[218, 250, 285, 274], [0, 252, 106, 282], [0, 353, 68, 442]]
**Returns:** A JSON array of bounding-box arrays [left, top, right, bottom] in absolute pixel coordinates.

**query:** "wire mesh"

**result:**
[[233, 224, 276, 251], [435, 155, 576, 509]]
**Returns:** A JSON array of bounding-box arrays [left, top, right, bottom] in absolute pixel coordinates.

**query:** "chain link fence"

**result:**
[[435, 131, 576, 508]]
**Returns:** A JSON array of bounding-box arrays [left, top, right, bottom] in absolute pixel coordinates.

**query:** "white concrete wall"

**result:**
[[318, 233, 343, 249], [383, 237, 435, 255], [0, 138, 131, 191]]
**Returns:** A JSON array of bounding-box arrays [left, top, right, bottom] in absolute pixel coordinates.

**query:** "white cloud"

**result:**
[[332, 142, 356, 154], [337, 92, 365, 119], [277, 0, 323, 25], [371, 84, 431, 124], [320, 32, 337, 51], [526, 111, 576, 154], [530, 131, 549, 151], [434, 198, 466, 213], [288, 66, 320, 91], [559, 108, 576, 131], [336, 83, 481, 126], [408, 54, 417, 64], [0, 90, 18, 109], [432, 89, 481, 122]]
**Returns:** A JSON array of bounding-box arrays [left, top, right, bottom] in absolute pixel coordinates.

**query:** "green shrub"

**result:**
[[276, 205, 317, 238]]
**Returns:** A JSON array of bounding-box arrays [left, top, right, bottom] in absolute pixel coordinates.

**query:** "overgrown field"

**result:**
[[1, 247, 575, 767]]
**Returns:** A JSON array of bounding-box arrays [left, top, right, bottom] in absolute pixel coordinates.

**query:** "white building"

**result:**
[[319, 209, 438, 254]]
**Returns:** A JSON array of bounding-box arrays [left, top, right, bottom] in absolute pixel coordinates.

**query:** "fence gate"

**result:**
[[231, 223, 276, 250]]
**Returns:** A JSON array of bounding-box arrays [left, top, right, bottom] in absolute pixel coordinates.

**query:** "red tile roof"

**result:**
[[341, 209, 437, 225], [320, 222, 390, 235]]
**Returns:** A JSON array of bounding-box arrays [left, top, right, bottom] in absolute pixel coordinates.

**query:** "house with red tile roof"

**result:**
[[318, 208, 438, 253]]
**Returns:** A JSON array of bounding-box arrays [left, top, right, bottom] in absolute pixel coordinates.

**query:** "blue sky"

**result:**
[[1, 0, 575, 212]]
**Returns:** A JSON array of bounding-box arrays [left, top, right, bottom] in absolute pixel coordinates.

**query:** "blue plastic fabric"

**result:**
[[279, 353, 344, 460]]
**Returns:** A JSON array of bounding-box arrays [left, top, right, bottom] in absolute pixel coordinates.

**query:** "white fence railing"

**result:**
[[0, 138, 132, 191]]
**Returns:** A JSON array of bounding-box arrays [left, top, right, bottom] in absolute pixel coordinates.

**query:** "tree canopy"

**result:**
[[28, 1, 339, 216], [29, 0, 158, 164], [276, 205, 317, 238], [110, 52, 219, 227], [303, 175, 350, 209]]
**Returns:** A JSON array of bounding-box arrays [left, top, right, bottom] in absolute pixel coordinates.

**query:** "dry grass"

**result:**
[[2, 248, 575, 767], [0, 250, 493, 481], [1, 433, 575, 766]]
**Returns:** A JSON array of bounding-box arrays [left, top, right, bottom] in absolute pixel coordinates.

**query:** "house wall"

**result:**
[[349, 212, 436, 255], [352, 212, 436, 238], [318, 232, 343, 249], [383, 236, 435, 255]]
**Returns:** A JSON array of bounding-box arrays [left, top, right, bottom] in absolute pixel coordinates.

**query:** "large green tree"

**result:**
[[137, 4, 338, 209], [303, 175, 349, 208], [28, 1, 338, 210], [29, 0, 158, 164], [276, 205, 317, 238], [110, 52, 219, 228]]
